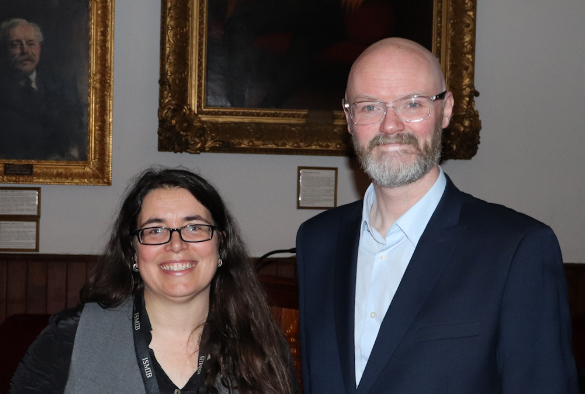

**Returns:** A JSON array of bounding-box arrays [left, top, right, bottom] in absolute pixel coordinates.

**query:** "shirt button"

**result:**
[[370, 312, 376, 318], [175, 390, 181, 394], [380, 254, 386, 260]]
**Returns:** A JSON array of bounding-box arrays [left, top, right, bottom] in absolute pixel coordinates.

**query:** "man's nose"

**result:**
[[379, 107, 405, 134]]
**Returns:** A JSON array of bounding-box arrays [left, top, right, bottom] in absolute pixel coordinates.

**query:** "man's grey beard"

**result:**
[[352, 118, 443, 188]]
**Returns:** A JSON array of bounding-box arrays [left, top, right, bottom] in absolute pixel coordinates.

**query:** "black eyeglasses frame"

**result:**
[[131, 224, 216, 245]]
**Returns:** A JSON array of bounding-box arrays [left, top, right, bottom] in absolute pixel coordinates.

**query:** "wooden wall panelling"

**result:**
[[257, 257, 297, 279], [47, 262, 67, 314], [26, 262, 47, 314], [565, 263, 585, 318], [66, 262, 87, 308], [0, 254, 100, 324], [6, 260, 27, 317], [0, 261, 6, 322]]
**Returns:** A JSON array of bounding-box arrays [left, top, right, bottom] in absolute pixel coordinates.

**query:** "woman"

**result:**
[[10, 168, 298, 394]]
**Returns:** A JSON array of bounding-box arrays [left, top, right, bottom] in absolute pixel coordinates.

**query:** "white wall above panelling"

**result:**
[[3, 0, 584, 261]]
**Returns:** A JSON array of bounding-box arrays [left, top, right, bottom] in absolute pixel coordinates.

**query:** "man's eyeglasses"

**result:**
[[132, 224, 216, 245], [343, 91, 447, 125]]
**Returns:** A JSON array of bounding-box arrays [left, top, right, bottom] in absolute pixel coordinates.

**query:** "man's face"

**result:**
[[6, 24, 41, 76], [345, 46, 453, 188]]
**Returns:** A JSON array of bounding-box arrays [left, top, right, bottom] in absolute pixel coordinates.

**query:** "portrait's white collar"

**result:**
[[20, 70, 38, 90]]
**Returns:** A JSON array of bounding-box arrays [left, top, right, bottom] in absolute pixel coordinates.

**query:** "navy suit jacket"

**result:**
[[296, 176, 578, 394]]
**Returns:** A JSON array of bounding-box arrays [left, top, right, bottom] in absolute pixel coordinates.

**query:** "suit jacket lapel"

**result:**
[[356, 177, 467, 394], [334, 201, 363, 394]]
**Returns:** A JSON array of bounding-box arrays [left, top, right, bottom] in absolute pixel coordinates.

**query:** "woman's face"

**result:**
[[135, 187, 220, 304]]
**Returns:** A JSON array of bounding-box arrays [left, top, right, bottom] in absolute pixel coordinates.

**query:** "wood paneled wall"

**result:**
[[0, 254, 97, 323], [2, 255, 584, 323], [566, 263, 585, 318]]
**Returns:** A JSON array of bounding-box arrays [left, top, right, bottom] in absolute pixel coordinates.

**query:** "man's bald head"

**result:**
[[346, 38, 446, 100]]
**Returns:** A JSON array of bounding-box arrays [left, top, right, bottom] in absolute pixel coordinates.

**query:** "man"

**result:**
[[0, 18, 85, 160], [296, 38, 578, 393]]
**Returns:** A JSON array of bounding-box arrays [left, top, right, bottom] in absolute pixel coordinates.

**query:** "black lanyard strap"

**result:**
[[133, 292, 161, 394]]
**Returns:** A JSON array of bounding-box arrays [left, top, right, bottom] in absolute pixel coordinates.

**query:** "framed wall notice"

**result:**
[[0, 187, 40, 251], [0, 219, 39, 252], [0, 187, 40, 217], [297, 167, 338, 210]]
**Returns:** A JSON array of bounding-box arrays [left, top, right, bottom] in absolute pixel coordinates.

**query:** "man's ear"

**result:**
[[343, 99, 354, 135], [441, 91, 454, 129]]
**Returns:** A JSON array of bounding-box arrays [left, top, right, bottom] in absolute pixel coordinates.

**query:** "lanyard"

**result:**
[[133, 292, 162, 394], [132, 293, 207, 394]]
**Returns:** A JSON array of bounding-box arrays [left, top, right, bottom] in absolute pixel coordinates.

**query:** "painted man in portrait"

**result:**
[[0, 18, 85, 161]]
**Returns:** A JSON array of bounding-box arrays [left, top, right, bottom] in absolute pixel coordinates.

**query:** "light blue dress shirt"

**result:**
[[354, 168, 447, 385]]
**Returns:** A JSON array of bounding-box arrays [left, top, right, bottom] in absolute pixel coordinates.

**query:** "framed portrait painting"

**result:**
[[159, 0, 480, 159], [0, 0, 113, 185]]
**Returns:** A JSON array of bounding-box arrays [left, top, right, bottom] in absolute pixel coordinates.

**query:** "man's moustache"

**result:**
[[15, 56, 34, 63], [368, 133, 420, 151]]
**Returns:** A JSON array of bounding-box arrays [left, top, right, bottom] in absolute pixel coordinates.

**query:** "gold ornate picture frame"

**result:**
[[0, 0, 114, 185], [158, 0, 480, 159]]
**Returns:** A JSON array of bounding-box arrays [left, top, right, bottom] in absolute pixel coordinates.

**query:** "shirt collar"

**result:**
[[361, 166, 447, 247], [20, 70, 37, 89]]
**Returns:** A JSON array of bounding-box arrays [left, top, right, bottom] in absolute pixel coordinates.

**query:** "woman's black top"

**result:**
[[9, 305, 205, 394]]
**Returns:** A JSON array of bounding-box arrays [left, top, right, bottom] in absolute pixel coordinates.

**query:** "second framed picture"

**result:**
[[159, 0, 480, 159]]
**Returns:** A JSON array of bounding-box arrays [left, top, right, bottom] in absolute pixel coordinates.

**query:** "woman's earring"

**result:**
[[217, 259, 223, 268], [132, 257, 139, 272]]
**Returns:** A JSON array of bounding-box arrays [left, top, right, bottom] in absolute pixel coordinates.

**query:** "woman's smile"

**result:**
[[159, 261, 196, 272]]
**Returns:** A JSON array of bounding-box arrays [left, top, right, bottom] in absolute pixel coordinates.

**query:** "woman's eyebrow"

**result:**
[[138, 215, 211, 229], [184, 215, 211, 224], [138, 217, 164, 228]]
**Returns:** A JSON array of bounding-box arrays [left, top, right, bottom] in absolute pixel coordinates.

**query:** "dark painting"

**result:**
[[0, 0, 89, 161], [205, 0, 433, 111]]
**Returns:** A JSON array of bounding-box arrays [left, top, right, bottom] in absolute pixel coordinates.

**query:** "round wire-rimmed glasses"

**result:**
[[132, 224, 216, 245], [343, 91, 447, 125]]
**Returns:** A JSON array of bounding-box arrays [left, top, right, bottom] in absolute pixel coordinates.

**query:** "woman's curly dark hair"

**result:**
[[81, 167, 296, 394]]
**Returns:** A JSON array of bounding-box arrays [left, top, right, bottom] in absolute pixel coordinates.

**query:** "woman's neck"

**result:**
[[143, 289, 209, 336]]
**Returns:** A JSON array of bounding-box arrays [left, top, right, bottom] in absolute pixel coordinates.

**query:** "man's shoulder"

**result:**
[[456, 188, 549, 234], [300, 200, 363, 231], [0, 73, 21, 99]]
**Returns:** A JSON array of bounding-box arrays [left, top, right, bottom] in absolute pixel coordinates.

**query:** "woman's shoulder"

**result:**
[[50, 303, 85, 327], [9, 304, 84, 394]]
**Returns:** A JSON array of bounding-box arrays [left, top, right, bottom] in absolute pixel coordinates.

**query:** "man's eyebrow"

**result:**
[[353, 95, 380, 101], [354, 92, 428, 102]]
